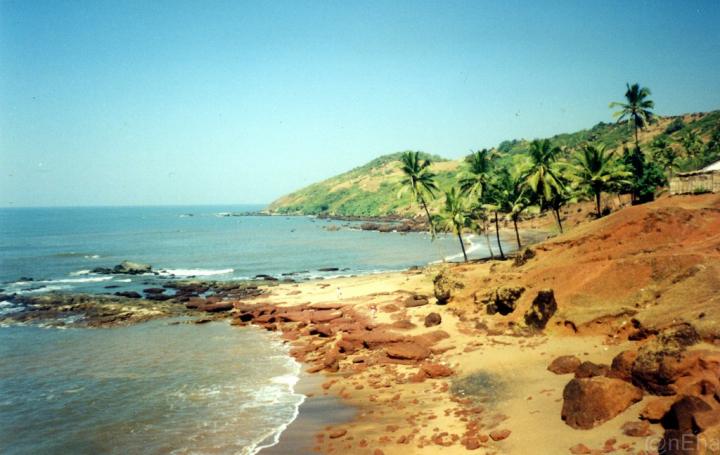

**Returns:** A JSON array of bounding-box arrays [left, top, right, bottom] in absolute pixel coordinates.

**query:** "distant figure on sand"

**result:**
[[336, 287, 342, 299]]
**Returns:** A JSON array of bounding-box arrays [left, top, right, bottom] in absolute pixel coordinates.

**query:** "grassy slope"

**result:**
[[268, 111, 720, 217]]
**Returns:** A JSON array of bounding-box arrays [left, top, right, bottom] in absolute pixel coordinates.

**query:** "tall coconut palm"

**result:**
[[459, 149, 494, 201], [435, 187, 469, 262], [487, 167, 530, 250], [610, 83, 655, 149], [398, 151, 438, 237], [524, 139, 566, 232], [573, 143, 631, 218]]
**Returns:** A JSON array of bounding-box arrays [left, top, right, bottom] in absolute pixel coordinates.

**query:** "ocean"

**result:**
[[0, 205, 501, 454]]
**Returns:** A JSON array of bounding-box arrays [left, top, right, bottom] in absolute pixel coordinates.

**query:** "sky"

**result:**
[[1, 0, 719, 207]]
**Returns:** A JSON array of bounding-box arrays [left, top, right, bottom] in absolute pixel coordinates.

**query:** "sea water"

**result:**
[[0, 205, 505, 453]]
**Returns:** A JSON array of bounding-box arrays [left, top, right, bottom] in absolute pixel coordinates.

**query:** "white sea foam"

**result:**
[[69, 269, 91, 276], [158, 268, 234, 277], [48, 276, 114, 284], [0, 301, 23, 316]]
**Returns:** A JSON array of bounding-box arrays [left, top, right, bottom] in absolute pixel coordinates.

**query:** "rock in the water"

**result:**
[[548, 355, 582, 375], [404, 295, 429, 308], [424, 312, 441, 327], [114, 291, 142, 299], [561, 376, 644, 429], [113, 261, 152, 275], [523, 289, 557, 330], [479, 286, 525, 315]]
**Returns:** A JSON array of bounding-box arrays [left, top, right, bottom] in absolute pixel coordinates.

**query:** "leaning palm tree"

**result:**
[[573, 143, 631, 218], [610, 83, 655, 149], [435, 187, 469, 262], [524, 139, 566, 232], [487, 167, 530, 250], [459, 149, 494, 201], [398, 151, 438, 237]]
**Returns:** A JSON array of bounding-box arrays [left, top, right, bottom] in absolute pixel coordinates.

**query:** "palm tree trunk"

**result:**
[[483, 220, 494, 259], [419, 197, 434, 238], [456, 230, 468, 262], [634, 124, 639, 150], [553, 207, 563, 233], [494, 211, 505, 259], [595, 192, 602, 218], [512, 216, 522, 250]]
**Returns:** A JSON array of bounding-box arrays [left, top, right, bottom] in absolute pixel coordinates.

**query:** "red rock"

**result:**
[[621, 420, 653, 437], [413, 330, 450, 348], [329, 429, 347, 439], [569, 443, 591, 454], [424, 312, 442, 327], [202, 302, 233, 312], [693, 409, 720, 431], [607, 350, 638, 382], [311, 310, 343, 323], [574, 361, 610, 379], [463, 436, 481, 450], [309, 302, 344, 310], [547, 355, 582, 375], [373, 450, 384, 455], [390, 320, 416, 330], [561, 377, 643, 429], [404, 295, 429, 308], [421, 363, 454, 378], [357, 330, 406, 349], [381, 303, 400, 313], [641, 397, 676, 421], [489, 429, 511, 441], [385, 342, 431, 361], [663, 395, 713, 431]]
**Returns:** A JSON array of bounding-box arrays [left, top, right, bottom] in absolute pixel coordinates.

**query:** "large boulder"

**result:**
[[562, 376, 644, 429], [523, 289, 557, 330], [662, 395, 714, 432], [433, 269, 462, 305], [608, 350, 639, 382], [632, 348, 720, 396]]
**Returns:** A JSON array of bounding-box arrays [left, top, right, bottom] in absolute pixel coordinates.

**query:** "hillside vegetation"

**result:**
[[268, 110, 720, 217]]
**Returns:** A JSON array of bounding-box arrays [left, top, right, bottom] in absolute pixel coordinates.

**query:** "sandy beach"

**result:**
[[244, 193, 720, 455]]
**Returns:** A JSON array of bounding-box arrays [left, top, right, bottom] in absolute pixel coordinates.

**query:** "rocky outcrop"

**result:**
[[479, 286, 525, 316], [433, 269, 462, 305], [523, 289, 557, 330], [404, 295, 429, 308], [93, 261, 152, 275], [574, 361, 610, 379], [561, 376, 643, 429]]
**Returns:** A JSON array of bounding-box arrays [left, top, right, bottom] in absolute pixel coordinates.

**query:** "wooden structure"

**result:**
[[670, 160, 720, 195]]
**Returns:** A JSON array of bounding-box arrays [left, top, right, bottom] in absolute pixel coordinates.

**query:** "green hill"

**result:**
[[267, 110, 720, 217]]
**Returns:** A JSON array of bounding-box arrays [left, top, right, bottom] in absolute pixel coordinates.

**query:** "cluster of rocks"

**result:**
[[91, 261, 153, 275], [231, 299, 455, 382], [551, 322, 720, 454], [475, 286, 558, 331]]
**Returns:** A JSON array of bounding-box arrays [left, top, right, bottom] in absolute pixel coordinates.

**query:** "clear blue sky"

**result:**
[[1, 0, 719, 207]]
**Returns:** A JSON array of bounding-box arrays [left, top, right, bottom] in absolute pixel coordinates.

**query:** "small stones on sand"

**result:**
[[424, 312, 442, 327], [489, 429, 511, 441], [328, 428, 347, 439], [547, 355, 582, 375]]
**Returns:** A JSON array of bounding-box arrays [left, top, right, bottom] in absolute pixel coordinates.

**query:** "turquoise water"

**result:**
[[0, 205, 493, 296]]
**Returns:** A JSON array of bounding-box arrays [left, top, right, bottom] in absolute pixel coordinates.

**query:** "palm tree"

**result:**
[[398, 151, 438, 237], [610, 83, 655, 149], [573, 143, 631, 218], [651, 136, 679, 179], [459, 149, 494, 201], [467, 204, 494, 259], [524, 139, 566, 232], [435, 187, 469, 262], [487, 167, 530, 250]]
